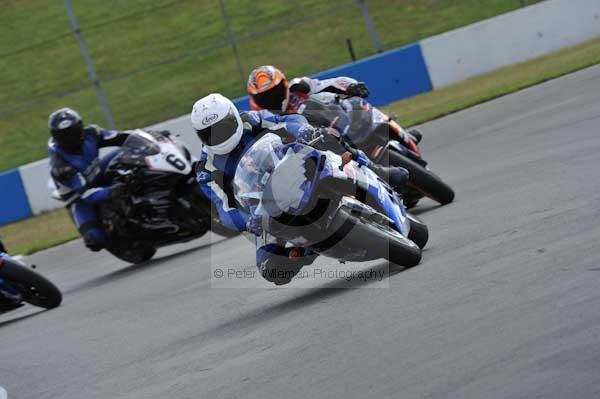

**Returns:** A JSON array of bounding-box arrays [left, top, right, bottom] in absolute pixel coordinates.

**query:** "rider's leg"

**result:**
[[69, 202, 107, 251], [319, 132, 409, 189], [99, 149, 121, 171], [350, 149, 409, 189], [408, 128, 422, 144], [98, 149, 121, 185], [369, 163, 409, 189]]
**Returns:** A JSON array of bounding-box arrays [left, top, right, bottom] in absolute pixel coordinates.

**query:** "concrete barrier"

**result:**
[[19, 158, 64, 215], [420, 0, 600, 89]]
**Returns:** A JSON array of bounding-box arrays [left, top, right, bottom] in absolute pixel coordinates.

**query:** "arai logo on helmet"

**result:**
[[58, 119, 73, 129], [202, 114, 219, 125]]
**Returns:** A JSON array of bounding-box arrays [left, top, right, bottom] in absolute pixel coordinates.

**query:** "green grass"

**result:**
[[0, 0, 542, 172], [3, 34, 600, 255], [0, 208, 78, 255]]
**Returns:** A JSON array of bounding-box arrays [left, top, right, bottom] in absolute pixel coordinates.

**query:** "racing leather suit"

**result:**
[[196, 111, 318, 284], [48, 126, 129, 251]]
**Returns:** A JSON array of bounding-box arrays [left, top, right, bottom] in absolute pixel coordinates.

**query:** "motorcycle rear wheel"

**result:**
[[388, 149, 455, 205]]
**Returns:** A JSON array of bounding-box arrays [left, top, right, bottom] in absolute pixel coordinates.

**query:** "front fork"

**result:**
[[0, 255, 23, 303]]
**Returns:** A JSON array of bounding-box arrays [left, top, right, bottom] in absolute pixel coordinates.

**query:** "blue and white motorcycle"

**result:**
[[0, 242, 62, 313], [234, 133, 428, 267]]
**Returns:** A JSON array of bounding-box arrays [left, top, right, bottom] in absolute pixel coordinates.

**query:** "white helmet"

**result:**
[[191, 93, 243, 155]]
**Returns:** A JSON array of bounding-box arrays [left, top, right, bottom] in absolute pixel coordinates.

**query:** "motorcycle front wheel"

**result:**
[[0, 259, 62, 309], [328, 208, 422, 267]]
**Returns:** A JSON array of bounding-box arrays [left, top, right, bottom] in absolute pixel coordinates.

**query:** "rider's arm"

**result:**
[[244, 110, 315, 141], [89, 125, 131, 148], [50, 162, 112, 205], [289, 76, 358, 95], [195, 155, 249, 232]]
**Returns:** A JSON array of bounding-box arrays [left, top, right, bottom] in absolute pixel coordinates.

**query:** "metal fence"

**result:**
[[0, 0, 541, 170]]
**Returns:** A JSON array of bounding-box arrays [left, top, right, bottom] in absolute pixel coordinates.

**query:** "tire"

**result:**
[[0, 260, 62, 309], [388, 149, 455, 205], [402, 189, 423, 209], [330, 208, 422, 267], [106, 244, 156, 264], [406, 213, 428, 249]]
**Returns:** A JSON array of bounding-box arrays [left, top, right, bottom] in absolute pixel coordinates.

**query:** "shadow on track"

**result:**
[[64, 241, 217, 295], [410, 202, 444, 215], [0, 309, 45, 328], [174, 262, 415, 349]]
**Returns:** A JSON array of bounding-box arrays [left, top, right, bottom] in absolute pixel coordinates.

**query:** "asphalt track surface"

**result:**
[[2, 65, 600, 399]]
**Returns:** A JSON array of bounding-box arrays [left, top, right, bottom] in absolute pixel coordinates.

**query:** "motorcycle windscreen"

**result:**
[[122, 133, 161, 156], [233, 133, 311, 217], [302, 93, 374, 145], [340, 97, 377, 145]]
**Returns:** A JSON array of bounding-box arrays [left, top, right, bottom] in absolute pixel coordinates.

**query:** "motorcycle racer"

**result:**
[[47, 108, 129, 252], [192, 93, 320, 285], [247, 65, 424, 144], [192, 93, 408, 285], [247, 65, 369, 114]]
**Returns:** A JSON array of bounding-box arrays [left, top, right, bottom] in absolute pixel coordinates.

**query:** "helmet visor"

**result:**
[[196, 109, 240, 147], [251, 79, 288, 112], [53, 121, 84, 151]]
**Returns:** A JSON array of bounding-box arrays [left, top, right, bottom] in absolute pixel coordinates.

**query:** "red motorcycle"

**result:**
[[298, 92, 455, 208]]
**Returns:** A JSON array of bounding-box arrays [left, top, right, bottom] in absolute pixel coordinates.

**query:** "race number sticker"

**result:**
[[166, 154, 186, 171]]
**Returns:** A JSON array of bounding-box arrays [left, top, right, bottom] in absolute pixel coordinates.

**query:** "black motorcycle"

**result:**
[[299, 92, 455, 208], [98, 130, 235, 264]]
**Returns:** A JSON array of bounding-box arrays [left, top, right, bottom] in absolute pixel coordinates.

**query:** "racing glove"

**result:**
[[346, 82, 370, 98], [246, 211, 263, 236]]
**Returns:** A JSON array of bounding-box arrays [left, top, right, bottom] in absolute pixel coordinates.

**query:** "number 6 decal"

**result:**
[[166, 154, 186, 171]]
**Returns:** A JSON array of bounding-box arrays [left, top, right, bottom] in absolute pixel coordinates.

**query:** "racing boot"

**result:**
[[257, 245, 318, 285], [408, 128, 422, 144], [369, 164, 409, 190]]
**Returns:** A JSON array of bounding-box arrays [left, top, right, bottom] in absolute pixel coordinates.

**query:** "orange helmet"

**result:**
[[247, 65, 289, 112]]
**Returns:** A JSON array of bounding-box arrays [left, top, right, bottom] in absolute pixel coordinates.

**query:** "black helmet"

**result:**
[[49, 108, 84, 152]]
